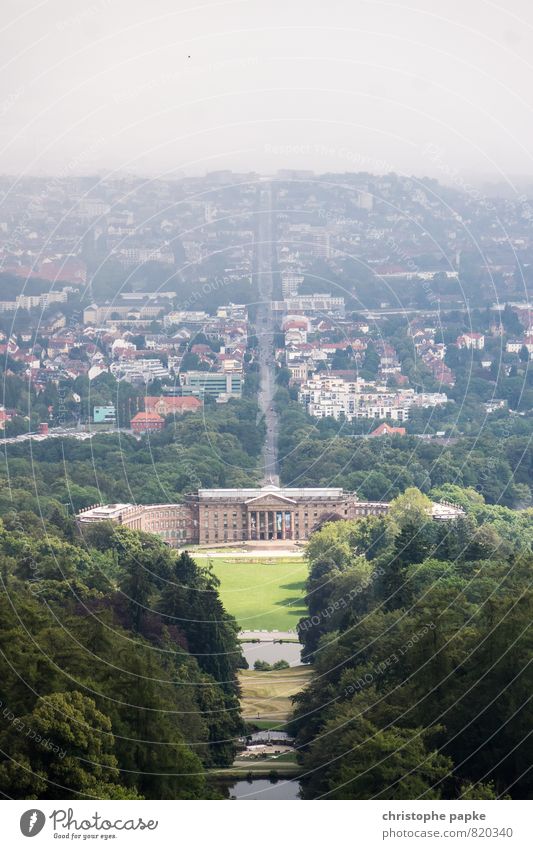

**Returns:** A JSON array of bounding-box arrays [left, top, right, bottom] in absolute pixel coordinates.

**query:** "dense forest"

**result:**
[[0, 398, 265, 513], [292, 488, 533, 799], [0, 514, 244, 799], [0, 396, 265, 799]]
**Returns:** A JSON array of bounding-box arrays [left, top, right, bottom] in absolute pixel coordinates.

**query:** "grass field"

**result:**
[[238, 666, 312, 721], [195, 556, 308, 631], [209, 664, 311, 781], [210, 759, 301, 779]]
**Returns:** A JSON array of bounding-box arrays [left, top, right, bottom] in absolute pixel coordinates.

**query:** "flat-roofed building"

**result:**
[[180, 371, 243, 400], [77, 486, 464, 547], [192, 484, 386, 544], [77, 502, 196, 545], [272, 294, 345, 318]]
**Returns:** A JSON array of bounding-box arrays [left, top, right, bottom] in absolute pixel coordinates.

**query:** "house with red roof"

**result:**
[[457, 332, 485, 350], [368, 423, 407, 438], [144, 396, 202, 416], [130, 411, 165, 433]]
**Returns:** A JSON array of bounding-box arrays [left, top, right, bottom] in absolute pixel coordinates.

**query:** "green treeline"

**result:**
[[0, 516, 244, 799], [0, 398, 265, 513], [292, 488, 533, 799], [276, 395, 533, 509]]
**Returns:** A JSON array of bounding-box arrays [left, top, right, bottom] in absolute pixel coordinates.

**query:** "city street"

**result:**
[[256, 183, 279, 485]]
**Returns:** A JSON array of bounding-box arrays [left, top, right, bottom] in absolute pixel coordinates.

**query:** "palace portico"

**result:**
[[190, 484, 386, 545], [236, 489, 298, 541], [76, 485, 464, 547]]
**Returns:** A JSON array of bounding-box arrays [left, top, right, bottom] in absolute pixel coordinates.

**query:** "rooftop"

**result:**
[[196, 484, 346, 500]]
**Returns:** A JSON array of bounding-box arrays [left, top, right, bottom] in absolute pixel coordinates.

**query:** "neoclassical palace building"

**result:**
[[77, 485, 464, 547], [192, 485, 389, 544]]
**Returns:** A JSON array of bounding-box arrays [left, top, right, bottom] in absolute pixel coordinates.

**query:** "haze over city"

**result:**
[[2, 0, 533, 183]]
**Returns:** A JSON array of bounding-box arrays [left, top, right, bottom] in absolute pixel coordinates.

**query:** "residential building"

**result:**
[[369, 423, 407, 437], [144, 396, 202, 416], [281, 272, 304, 298], [272, 294, 345, 318], [457, 332, 485, 350], [299, 376, 448, 422], [130, 411, 165, 433]]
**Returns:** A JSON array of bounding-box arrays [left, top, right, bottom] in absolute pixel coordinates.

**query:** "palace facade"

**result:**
[[76, 484, 464, 546], [190, 485, 385, 544]]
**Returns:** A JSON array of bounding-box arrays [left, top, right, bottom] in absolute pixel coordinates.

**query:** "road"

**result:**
[[255, 183, 279, 485], [0, 426, 131, 446]]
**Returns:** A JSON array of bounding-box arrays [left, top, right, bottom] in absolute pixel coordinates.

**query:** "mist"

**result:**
[[1, 0, 533, 184]]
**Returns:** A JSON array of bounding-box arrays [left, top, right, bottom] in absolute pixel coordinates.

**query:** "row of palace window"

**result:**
[[204, 511, 247, 528], [147, 519, 189, 530], [203, 510, 329, 523], [147, 509, 187, 519], [157, 529, 188, 539], [200, 504, 350, 543]]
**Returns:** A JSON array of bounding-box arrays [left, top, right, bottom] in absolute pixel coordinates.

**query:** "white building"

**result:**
[[457, 333, 485, 350], [299, 376, 448, 422], [273, 294, 345, 318], [281, 272, 304, 298], [110, 358, 169, 383], [164, 310, 209, 327]]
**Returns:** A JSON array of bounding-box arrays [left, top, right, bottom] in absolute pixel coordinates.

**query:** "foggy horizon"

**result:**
[[2, 0, 533, 188]]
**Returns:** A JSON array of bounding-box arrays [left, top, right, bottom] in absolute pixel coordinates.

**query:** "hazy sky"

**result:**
[[2, 0, 533, 182]]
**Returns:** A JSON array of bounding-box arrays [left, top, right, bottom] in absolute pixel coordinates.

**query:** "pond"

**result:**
[[228, 778, 301, 800], [241, 640, 302, 668]]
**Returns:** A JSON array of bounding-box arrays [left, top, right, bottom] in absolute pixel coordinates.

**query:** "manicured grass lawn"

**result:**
[[194, 557, 308, 631], [245, 719, 284, 731]]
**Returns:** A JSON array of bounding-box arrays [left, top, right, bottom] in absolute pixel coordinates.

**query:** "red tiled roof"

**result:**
[[130, 411, 164, 423], [144, 396, 202, 413], [369, 423, 406, 437]]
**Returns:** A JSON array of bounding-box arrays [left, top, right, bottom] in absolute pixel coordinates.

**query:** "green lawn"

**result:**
[[194, 557, 308, 631]]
